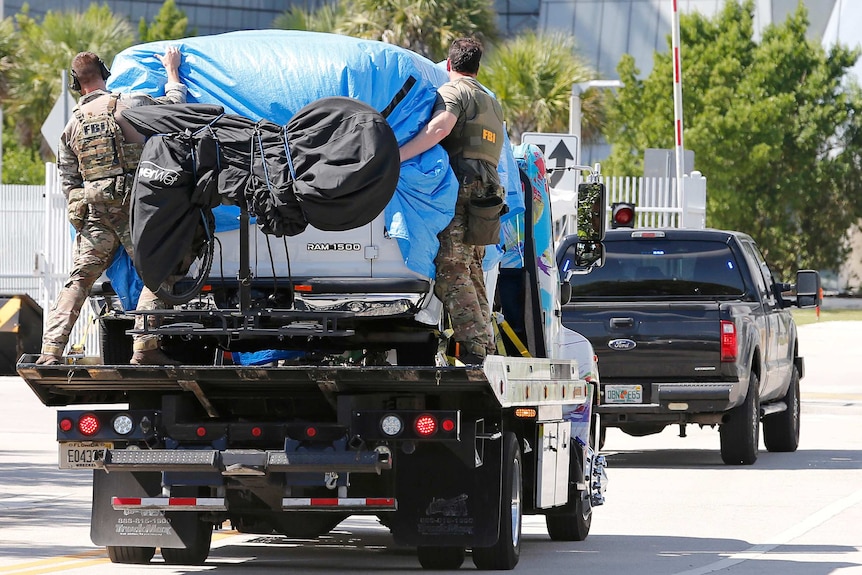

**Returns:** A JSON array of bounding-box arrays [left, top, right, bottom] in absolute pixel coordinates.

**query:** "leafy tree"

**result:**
[[2, 131, 43, 183], [336, 0, 497, 62], [272, 3, 345, 33], [479, 31, 601, 144], [138, 0, 193, 43], [4, 3, 135, 155], [603, 0, 862, 278]]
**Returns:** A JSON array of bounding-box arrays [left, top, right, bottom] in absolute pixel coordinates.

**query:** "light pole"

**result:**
[[569, 80, 623, 164]]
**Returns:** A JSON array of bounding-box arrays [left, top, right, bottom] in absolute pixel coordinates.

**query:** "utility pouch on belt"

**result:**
[[464, 194, 505, 246]]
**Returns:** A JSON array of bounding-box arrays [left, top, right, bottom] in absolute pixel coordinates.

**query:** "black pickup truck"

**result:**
[[556, 228, 820, 465]]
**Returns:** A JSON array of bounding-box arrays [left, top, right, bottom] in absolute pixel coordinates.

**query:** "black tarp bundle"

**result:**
[[123, 97, 400, 290]]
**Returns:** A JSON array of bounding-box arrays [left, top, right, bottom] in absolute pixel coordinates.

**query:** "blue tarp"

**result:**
[[105, 30, 523, 307]]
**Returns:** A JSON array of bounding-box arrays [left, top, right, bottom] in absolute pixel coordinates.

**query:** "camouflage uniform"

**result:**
[[41, 84, 187, 358], [434, 78, 504, 357]]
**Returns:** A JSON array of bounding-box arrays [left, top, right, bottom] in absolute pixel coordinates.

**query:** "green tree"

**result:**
[[272, 3, 345, 33], [603, 0, 862, 278], [138, 0, 193, 43], [479, 31, 601, 144], [336, 0, 497, 62], [4, 3, 135, 155]]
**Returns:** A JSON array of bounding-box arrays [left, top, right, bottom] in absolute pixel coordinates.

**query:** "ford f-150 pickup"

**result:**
[[556, 227, 820, 465]]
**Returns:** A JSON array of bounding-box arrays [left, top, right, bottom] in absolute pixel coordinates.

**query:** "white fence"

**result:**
[[0, 165, 707, 359]]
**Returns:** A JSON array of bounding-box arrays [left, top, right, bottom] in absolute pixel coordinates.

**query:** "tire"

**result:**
[[156, 210, 215, 306], [417, 546, 466, 570], [99, 317, 134, 365], [720, 372, 760, 465], [545, 490, 592, 541], [763, 366, 800, 452], [106, 545, 155, 564], [471, 432, 522, 570], [160, 519, 212, 565]]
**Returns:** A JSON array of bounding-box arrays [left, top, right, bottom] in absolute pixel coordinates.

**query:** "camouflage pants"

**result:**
[[434, 181, 495, 357], [41, 199, 164, 357]]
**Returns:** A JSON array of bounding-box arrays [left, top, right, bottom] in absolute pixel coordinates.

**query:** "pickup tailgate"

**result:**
[[561, 301, 722, 380]]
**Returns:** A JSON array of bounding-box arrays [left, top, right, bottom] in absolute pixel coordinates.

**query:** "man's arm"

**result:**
[[399, 109, 457, 162], [57, 130, 82, 198], [153, 46, 187, 105]]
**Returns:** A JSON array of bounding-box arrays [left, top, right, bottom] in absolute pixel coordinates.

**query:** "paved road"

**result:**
[[0, 322, 860, 574]]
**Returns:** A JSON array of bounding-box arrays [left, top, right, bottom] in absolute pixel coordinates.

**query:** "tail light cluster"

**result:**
[[353, 410, 460, 441], [57, 410, 155, 441], [720, 320, 737, 362]]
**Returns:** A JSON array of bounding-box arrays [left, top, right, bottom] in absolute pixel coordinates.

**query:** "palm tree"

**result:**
[[4, 4, 135, 154], [272, 3, 345, 33], [479, 31, 603, 144], [336, 0, 497, 62]]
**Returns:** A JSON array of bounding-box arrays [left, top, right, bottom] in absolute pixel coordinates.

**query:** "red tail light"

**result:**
[[414, 414, 437, 437], [720, 320, 737, 362], [78, 413, 100, 436]]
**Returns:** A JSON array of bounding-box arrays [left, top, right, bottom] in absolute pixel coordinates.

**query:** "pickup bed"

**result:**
[[556, 228, 820, 465]]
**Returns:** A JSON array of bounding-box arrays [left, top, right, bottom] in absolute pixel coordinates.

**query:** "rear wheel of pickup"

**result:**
[[472, 432, 522, 570], [720, 372, 760, 465], [417, 546, 466, 569], [160, 518, 212, 565], [106, 545, 155, 564], [763, 366, 800, 452]]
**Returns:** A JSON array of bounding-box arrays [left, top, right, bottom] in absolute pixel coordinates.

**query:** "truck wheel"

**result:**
[[720, 372, 760, 465], [106, 545, 155, 564], [545, 489, 592, 541], [417, 546, 466, 569], [99, 317, 133, 365], [471, 432, 522, 570], [763, 366, 800, 452], [160, 519, 212, 565]]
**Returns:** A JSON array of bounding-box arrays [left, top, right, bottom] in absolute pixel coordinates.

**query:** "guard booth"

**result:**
[[0, 295, 43, 375]]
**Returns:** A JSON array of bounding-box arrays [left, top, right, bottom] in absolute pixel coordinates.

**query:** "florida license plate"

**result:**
[[59, 441, 112, 469], [604, 385, 643, 404]]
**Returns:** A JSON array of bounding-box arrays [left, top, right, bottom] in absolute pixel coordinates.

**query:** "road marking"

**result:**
[[0, 550, 106, 574], [672, 487, 862, 574]]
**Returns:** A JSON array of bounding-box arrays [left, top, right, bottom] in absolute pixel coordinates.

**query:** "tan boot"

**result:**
[[130, 348, 181, 366], [36, 353, 62, 366]]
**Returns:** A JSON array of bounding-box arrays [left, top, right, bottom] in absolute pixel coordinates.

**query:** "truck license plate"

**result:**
[[59, 441, 112, 469], [604, 385, 643, 404]]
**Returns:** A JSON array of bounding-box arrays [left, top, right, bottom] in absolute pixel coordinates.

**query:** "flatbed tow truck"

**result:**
[[16, 32, 607, 571]]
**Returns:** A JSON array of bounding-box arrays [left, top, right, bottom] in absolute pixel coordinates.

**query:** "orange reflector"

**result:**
[[294, 285, 312, 292], [200, 284, 212, 292], [514, 408, 537, 419]]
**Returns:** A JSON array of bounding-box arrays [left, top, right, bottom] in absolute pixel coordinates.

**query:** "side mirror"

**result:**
[[577, 182, 606, 242], [795, 269, 821, 309], [574, 241, 604, 269]]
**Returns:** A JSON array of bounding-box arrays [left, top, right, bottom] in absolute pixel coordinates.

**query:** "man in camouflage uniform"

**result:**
[[399, 37, 505, 364], [37, 47, 188, 366]]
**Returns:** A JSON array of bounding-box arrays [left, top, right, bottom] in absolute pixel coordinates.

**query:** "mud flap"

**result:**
[[389, 440, 503, 548], [90, 470, 203, 549]]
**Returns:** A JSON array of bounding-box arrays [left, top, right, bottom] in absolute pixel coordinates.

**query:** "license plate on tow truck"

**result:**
[[59, 441, 112, 469], [604, 385, 643, 404]]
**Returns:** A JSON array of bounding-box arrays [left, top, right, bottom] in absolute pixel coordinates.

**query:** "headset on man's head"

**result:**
[[69, 56, 110, 92]]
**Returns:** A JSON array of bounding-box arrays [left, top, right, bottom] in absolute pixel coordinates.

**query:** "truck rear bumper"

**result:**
[[597, 381, 743, 419]]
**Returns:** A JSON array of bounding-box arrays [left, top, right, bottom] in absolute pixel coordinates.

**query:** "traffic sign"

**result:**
[[521, 132, 579, 192], [41, 76, 77, 157]]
